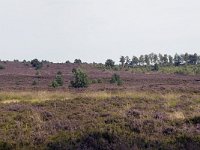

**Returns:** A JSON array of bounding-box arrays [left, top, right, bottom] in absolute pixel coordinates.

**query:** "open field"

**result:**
[[0, 91, 200, 149], [0, 61, 200, 93], [0, 61, 200, 149]]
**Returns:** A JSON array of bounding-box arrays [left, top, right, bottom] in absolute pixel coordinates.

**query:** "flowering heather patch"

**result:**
[[0, 91, 199, 149]]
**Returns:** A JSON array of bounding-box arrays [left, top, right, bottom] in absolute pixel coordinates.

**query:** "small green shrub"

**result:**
[[70, 68, 89, 88], [55, 75, 64, 86], [51, 80, 59, 88], [51, 75, 64, 88], [110, 74, 123, 86]]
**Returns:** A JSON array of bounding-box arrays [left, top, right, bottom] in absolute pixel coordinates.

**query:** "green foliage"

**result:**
[[55, 75, 64, 86], [110, 73, 123, 86], [31, 59, 43, 70], [105, 59, 115, 68], [70, 68, 90, 88], [51, 75, 64, 88], [51, 80, 59, 88], [131, 66, 152, 73], [159, 65, 200, 75]]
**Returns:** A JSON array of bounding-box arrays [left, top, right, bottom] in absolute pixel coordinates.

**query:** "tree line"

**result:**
[[105, 53, 200, 68]]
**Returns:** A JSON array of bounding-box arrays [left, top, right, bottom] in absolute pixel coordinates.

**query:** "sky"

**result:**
[[0, 0, 200, 63]]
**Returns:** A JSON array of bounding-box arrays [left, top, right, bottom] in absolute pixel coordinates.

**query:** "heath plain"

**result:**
[[0, 53, 200, 150]]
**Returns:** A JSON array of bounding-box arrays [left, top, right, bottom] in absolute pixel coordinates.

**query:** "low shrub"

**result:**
[[51, 74, 64, 88], [110, 74, 123, 86], [70, 68, 90, 88], [55, 75, 64, 86], [51, 80, 59, 88]]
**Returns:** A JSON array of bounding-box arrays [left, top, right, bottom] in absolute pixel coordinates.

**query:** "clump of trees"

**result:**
[[110, 74, 123, 86], [119, 53, 200, 68], [31, 59, 43, 70], [70, 68, 90, 88]]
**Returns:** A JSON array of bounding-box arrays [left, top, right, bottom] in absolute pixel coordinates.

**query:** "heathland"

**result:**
[[0, 56, 200, 149]]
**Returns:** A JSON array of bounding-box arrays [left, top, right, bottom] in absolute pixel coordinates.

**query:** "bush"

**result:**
[[105, 59, 115, 68], [51, 80, 59, 88], [70, 68, 89, 88], [55, 75, 64, 86], [51, 75, 64, 88], [110, 74, 123, 86], [31, 59, 43, 70]]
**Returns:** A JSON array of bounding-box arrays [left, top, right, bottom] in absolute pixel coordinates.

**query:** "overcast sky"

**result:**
[[0, 0, 200, 63]]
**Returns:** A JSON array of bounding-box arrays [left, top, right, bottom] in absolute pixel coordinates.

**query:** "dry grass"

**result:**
[[0, 91, 199, 104]]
